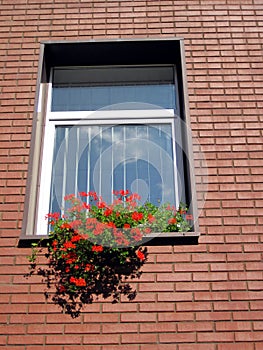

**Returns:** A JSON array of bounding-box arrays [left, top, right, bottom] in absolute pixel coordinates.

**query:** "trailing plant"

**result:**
[[27, 190, 192, 317]]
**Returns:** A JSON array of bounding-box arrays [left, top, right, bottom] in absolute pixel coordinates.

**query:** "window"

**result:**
[[21, 39, 199, 243]]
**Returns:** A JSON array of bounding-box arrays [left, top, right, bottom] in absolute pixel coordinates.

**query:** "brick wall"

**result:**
[[1, 0, 263, 349]]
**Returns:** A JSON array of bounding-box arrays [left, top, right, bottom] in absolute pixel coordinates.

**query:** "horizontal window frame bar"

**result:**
[[48, 110, 178, 121]]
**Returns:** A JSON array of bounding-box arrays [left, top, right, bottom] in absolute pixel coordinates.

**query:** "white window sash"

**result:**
[[35, 68, 181, 235]]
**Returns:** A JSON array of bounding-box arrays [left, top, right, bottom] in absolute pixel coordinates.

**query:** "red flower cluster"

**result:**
[[136, 250, 145, 261], [69, 276, 87, 287], [168, 218, 177, 225], [92, 245, 103, 252], [84, 264, 94, 271], [131, 212, 143, 221], [63, 241, 76, 249], [60, 223, 71, 230], [63, 252, 77, 264], [113, 189, 129, 196]]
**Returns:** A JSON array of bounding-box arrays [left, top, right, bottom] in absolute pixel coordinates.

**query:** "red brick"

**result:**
[[231, 291, 263, 300], [102, 323, 137, 334], [197, 332, 234, 342], [46, 335, 82, 345], [8, 335, 44, 345], [83, 334, 119, 345], [157, 292, 192, 302], [139, 302, 174, 312], [121, 312, 156, 322], [215, 321, 251, 331], [233, 311, 263, 320], [177, 321, 213, 332], [217, 344, 254, 350], [157, 272, 192, 282], [178, 345, 215, 350], [235, 331, 263, 342], [211, 281, 247, 291], [194, 291, 229, 301], [158, 312, 195, 322], [139, 282, 174, 292], [176, 282, 210, 291], [122, 333, 158, 344], [102, 346, 137, 350], [27, 324, 64, 334], [0, 324, 25, 334], [159, 332, 196, 343]]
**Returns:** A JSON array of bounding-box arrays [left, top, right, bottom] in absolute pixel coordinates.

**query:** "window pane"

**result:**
[[51, 66, 176, 111], [49, 124, 176, 213]]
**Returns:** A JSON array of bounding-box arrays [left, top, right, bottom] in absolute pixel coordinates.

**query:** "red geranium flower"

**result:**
[[75, 278, 86, 287], [69, 276, 76, 284], [98, 201, 106, 209], [60, 223, 71, 230], [104, 208, 113, 217], [136, 250, 145, 261], [85, 264, 93, 271], [82, 202, 91, 210], [63, 241, 76, 249], [132, 212, 143, 221], [71, 234, 83, 242], [168, 218, 177, 225], [79, 191, 88, 197], [107, 221, 116, 228], [148, 214, 155, 223], [64, 194, 75, 201], [92, 245, 103, 252], [52, 240, 58, 247], [87, 191, 98, 201]]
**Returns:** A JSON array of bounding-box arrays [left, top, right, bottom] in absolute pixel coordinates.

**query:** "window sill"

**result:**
[[19, 231, 199, 247], [141, 231, 199, 245]]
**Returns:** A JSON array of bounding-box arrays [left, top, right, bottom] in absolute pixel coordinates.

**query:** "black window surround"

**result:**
[[20, 38, 199, 246]]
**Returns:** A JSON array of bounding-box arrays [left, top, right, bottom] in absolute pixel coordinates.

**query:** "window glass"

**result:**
[[49, 124, 176, 214], [51, 66, 176, 111]]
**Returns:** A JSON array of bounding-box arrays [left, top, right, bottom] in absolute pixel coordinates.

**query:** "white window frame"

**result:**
[[36, 72, 182, 235]]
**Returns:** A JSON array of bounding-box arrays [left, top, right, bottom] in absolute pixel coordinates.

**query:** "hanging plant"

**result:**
[[28, 190, 192, 317]]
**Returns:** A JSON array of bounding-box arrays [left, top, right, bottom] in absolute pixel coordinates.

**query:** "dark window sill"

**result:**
[[141, 231, 199, 245], [19, 232, 199, 247]]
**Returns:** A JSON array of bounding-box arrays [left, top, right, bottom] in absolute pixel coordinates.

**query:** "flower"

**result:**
[[85, 264, 93, 271], [98, 201, 106, 209], [92, 245, 103, 252], [168, 218, 177, 225], [79, 191, 88, 197], [131, 212, 143, 221], [136, 250, 145, 261], [107, 221, 116, 228], [82, 203, 90, 210], [75, 278, 86, 287], [63, 241, 76, 249], [70, 276, 76, 284], [64, 194, 75, 201], [148, 214, 155, 223], [71, 234, 83, 242], [60, 223, 72, 230], [52, 240, 58, 247], [104, 208, 113, 217]]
